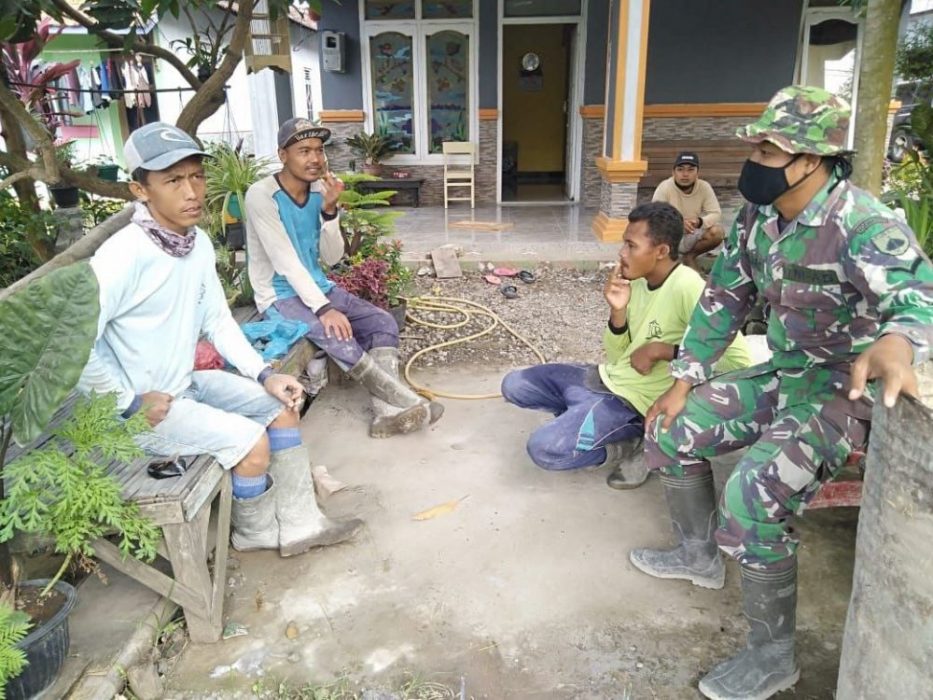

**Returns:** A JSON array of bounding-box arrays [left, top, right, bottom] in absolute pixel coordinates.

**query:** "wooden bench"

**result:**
[[355, 178, 426, 208], [640, 139, 750, 192]]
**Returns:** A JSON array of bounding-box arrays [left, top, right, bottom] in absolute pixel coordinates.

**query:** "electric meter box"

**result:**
[[321, 31, 346, 73]]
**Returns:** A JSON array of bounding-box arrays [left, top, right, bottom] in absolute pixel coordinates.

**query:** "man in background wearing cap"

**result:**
[[629, 87, 933, 699], [245, 118, 443, 439], [79, 122, 363, 560], [652, 152, 725, 270]]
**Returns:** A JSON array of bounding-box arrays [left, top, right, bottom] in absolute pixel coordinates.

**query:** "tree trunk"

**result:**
[[851, 0, 901, 194]]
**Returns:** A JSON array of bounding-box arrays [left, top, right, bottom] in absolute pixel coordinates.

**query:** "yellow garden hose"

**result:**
[[401, 295, 547, 400]]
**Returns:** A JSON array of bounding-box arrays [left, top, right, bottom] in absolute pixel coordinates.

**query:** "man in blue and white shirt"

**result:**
[[245, 118, 443, 438]]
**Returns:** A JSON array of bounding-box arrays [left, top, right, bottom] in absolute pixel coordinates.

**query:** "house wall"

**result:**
[[644, 0, 804, 104], [41, 34, 127, 169], [319, 0, 365, 110], [290, 24, 323, 121], [154, 12, 256, 149]]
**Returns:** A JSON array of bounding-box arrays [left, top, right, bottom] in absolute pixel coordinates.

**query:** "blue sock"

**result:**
[[267, 427, 301, 453], [232, 473, 268, 500]]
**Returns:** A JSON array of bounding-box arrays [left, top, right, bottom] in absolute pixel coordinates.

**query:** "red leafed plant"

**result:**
[[329, 258, 390, 309], [1, 18, 80, 139]]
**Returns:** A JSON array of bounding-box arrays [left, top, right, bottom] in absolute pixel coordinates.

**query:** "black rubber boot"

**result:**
[[698, 562, 800, 700], [629, 470, 725, 589], [605, 437, 648, 489]]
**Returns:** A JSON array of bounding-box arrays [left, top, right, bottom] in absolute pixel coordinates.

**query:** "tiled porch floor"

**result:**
[[386, 204, 621, 262]]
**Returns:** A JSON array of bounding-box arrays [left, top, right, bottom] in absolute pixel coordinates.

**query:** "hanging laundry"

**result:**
[[121, 59, 137, 108], [76, 66, 94, 113]]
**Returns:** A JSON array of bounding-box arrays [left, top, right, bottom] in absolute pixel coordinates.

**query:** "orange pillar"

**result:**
[[592, 0, 651, 242]]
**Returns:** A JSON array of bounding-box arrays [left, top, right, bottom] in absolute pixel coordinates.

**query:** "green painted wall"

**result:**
[[40, 34, 128, 169]]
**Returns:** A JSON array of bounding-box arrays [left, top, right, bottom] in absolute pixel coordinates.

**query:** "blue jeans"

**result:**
[[501, 363, 644, 471]]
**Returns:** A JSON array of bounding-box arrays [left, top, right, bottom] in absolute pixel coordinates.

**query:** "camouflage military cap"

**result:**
[[737, 85, 853, 156]]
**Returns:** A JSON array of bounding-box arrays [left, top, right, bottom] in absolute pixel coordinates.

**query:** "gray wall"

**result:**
[[319, 0, 364, 110], [583, 0, 609, 105], [604, 0, 620, 157], [645, 0, 804, 104], [479, 0, 498, 108]]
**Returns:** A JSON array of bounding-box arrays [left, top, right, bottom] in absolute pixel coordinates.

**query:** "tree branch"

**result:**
[[0, 169, 41, 192], [0, 76, 59, 181], [47, 0, 202, 89], [176, 0, 254, 134]]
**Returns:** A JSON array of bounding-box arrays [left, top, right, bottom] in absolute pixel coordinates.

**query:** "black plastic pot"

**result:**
[[223, 222, 245, 251], [48, 185, 80, 208], [6, 579, 77, 700], [389, 300, 407, 332]]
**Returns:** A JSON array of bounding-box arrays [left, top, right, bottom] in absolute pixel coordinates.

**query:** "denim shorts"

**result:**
[[134, 370, 286, 469]]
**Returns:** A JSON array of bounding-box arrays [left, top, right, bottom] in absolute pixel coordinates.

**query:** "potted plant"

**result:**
[[329, 173, 411, 328], [204, 141, 273, 251], [345, 131, 400, 176], [0, 264, 160, 698], [47, 141, 80, 208]]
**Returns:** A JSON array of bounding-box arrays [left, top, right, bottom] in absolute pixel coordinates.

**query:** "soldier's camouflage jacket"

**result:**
[[671, 175, 933, 385]]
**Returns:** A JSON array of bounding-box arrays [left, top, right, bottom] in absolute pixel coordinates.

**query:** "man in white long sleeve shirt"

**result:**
[[79, 122, 362, 557], [245, 118, 443, 438]]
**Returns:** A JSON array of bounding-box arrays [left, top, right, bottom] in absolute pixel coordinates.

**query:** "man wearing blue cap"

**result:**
[[244, 118, 443, 438], [78, 122, 363, 558]]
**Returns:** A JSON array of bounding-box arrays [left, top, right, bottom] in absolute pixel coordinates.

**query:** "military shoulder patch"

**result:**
[[872, 227, 911, 257]]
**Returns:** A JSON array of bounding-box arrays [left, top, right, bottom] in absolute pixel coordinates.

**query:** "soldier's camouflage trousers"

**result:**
[[645, 361, 872, 569]]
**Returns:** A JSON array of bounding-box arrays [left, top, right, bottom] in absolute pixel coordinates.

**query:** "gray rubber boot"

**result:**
[[358, 348, 444, 437], [605, 437, 648, 489], [629, 470, 725, 589], [231, 476, 279, 552], [269, 445, 363, 557], [698, 563, 799, 700]]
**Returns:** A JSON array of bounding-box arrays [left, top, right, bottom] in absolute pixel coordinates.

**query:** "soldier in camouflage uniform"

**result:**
[[628, 85, 933, 700]]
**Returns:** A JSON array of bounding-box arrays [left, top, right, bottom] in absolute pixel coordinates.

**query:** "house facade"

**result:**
[[315, 0, 881, 239], [40, 8, 322, 171]]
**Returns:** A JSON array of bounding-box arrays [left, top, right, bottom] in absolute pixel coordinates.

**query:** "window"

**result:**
[[362, 0, 476, 163]]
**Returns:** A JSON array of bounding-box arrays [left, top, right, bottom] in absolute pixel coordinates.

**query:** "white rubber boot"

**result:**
[[269, 445, 363, 557], [230, 477, 278, 552]]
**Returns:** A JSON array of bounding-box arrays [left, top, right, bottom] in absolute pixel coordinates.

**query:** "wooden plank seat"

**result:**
[[640, 139, 751, 191]]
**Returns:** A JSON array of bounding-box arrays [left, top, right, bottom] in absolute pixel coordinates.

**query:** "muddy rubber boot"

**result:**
[[371, 346, 445, 428], [230, 477, 278, 552], [353, 349, 439, 438], [269, 445, 363, 557], [698, 563, 799, 700], [629, 470, 725, 589], [605, 437, 648, 489]]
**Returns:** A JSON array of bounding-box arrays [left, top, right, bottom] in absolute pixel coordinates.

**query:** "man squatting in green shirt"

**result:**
[[500, 201, 751, 489]]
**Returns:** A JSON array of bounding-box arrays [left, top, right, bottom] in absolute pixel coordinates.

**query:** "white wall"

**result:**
[[149, 9, 323, 153], [289, 22, 323, 122]]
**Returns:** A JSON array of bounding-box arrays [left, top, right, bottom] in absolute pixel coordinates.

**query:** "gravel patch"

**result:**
[[399, 265, 613, 369]]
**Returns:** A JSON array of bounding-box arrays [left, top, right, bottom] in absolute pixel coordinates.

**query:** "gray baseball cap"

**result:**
[[277, 117, 331, 149], [124, 122, 210, 173]]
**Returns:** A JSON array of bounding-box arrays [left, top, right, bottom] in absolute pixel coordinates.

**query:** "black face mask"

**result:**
[[738, 154, 819, 205]]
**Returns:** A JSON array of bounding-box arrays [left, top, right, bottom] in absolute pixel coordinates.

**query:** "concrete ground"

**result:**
[[165, 367, 857, 699]]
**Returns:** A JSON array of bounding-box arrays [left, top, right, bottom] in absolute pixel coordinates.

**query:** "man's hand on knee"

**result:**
[[848, 333, 918, 408], [320, 308, 353, 341], [646, 379, 692, 431], [263, 373, 305, 412], [140, 391, 173, 428]]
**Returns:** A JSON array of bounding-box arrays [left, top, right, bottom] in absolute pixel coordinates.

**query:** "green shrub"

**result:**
[[0, 193, 54, 288], [0, 604, 30, 699]]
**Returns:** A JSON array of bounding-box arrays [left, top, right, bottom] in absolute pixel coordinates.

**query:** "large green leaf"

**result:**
[[0, 263, 100, 445]]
